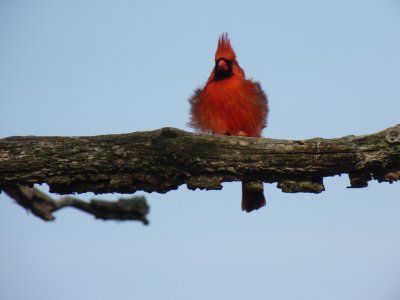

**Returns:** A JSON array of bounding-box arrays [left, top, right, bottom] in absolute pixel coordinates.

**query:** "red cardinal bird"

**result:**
[[189, 33, 269, 212]]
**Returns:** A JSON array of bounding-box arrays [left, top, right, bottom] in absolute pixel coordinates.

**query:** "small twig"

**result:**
[[2, 185, 149, 225]]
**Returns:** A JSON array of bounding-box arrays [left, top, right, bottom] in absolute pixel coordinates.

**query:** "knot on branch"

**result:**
[[160, 127, 181, 139], [385, 127, 400, 143]]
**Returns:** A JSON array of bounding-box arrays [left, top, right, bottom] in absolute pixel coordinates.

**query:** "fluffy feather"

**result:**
[[189, 33, 269, 212]]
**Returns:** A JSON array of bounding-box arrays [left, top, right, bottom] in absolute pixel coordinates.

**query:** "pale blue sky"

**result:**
[[1, 1, 400, 300]]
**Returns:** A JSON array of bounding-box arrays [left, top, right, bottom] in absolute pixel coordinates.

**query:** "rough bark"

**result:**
[[1, 125, 399, 223], [1, 124, 399, 196], [2, 185, 149, 225]]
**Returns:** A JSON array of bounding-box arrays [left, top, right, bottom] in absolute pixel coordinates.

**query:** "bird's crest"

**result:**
[[215, 33, 236, 61]]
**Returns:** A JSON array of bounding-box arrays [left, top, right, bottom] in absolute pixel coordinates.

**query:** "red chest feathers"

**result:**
[[190, 78, 268, 137]]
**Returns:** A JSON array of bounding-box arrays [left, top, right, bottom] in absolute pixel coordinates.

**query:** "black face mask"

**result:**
[[214, 58, 233, 81]]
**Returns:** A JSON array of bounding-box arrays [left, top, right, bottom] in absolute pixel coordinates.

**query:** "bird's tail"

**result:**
[[241, 181, 266, 213]]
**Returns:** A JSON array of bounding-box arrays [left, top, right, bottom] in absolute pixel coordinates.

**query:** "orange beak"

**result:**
[[217, 59, 229, 71]]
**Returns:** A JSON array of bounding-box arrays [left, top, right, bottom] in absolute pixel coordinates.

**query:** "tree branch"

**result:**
[[1, 125, 399, 197], [2, 185, 149, 225]]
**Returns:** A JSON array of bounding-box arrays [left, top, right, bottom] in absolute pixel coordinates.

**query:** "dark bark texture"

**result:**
[[1, 125, 399, 195], [2, 185, 149, 225]]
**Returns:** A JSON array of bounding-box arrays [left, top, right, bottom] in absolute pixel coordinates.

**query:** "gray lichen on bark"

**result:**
[[1, 124, 399, 195]]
